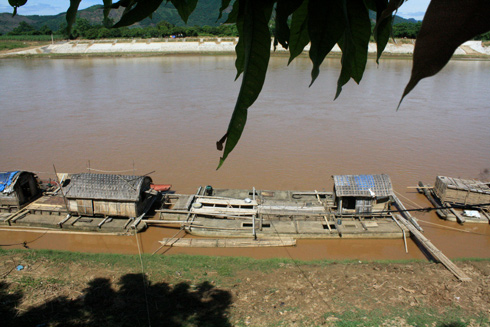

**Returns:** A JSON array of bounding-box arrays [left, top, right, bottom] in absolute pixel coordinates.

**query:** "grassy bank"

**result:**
[[1, 248, 489, 326], [0, 40, 50, 51]]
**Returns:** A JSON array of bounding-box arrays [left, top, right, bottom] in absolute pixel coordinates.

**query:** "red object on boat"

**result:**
[[150, 184, 172, 192]]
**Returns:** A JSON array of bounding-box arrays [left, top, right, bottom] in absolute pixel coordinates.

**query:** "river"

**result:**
[[1, 55, 489, 260]]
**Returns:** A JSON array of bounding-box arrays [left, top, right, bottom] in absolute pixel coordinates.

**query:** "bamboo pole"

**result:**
[[395, 215, 471, 282]]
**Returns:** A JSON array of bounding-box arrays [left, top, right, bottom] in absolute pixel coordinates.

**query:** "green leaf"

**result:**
[[378, 0, 405, 23], [111, 0, 134, 9], [113, 0, 163, 28], [103, 0, 113, 20], [233, 1, 245, 80], [288, 0, 309, 64], [274, 0, 304, 50], [371, 0, 392, 64], [8, 0, 27, 17], [66, 0, 82, 39], [8, 0, 27, 6], [218, 0, 232, 20], [217, 0, 274, 169], [224, 0, 239, 23], [308, 0, 346, 86], [334, 0, 371, 99], [169, 0, 198, 24], [400, 0, 490, 107]]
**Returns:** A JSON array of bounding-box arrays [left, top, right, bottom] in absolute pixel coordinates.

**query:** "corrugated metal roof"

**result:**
[[333, 174, 392, 197], [63, 173, 152, 202]]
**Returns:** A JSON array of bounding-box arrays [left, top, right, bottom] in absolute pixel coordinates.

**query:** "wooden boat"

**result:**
[[418, 176, 490, 224], [153, 174, 412, 240], [150, 184, 172, 192], [159, 237, 296, 248]]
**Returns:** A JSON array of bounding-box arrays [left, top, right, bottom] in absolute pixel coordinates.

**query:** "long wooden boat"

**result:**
[[153, 174, 412, 239], [159, 237, 296, 248]]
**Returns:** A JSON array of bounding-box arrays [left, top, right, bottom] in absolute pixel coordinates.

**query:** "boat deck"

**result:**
[[154, 188, 409, 239], [0, 195, 147, 234]]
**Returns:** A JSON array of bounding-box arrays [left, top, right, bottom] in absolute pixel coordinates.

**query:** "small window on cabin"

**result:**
[[342, 197, 356, 210]]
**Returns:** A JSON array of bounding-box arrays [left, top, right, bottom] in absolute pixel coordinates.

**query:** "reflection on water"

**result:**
[[0, 56, 489, 259]]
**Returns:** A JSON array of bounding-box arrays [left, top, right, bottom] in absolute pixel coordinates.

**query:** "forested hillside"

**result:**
[[1, 0, 416, 36], [0, 0, 230, 35]]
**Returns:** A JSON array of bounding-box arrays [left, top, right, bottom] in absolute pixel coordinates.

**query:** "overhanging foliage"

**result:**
[[10, 0, 490, 168]]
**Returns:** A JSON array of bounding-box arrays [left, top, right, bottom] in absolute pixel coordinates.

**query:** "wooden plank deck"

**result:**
[[196, 197, 258, 207], [191, 207, 257, 216]]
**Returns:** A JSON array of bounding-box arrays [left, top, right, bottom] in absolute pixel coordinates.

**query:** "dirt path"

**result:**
[[1, 251, 489, 326]]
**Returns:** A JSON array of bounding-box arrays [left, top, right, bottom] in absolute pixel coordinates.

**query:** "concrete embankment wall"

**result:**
[[5, 38, 490, 56]]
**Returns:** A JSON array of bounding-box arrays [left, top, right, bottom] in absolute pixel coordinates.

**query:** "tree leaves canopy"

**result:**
[[10, 0, 490, 168]]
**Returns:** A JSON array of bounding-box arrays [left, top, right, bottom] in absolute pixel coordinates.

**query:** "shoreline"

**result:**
[[2, 38, 490, 60]]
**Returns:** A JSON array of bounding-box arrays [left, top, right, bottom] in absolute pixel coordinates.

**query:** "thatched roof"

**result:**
[[63, 173, 152, 202], [333, 174, 393, 197]]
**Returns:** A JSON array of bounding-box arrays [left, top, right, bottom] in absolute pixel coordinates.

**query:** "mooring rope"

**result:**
[[269, 220, 333, 310], [416, 218, 490, 236], [151, 226, 185, 255], [394, 190, 424, 209]]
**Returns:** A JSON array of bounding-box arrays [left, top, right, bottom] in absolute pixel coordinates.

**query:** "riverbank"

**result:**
[[1, 249, 489, 326], [1, 38, 490, 59]]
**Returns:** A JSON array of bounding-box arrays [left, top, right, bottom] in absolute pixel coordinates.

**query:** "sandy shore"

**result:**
[[2, 38, 490, 57]]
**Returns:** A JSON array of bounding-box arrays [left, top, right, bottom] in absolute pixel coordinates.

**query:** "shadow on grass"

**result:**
[[1, 274, 232, 327]]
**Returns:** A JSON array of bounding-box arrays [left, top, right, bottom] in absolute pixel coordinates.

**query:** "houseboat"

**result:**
[[418, 176, 490, 224], [0, 171, 41, 213], [154, 174, 412, 239], [1, 173, 165, 233]]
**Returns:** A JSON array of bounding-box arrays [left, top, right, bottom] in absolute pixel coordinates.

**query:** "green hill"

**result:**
[[1, 1, 417, 35]]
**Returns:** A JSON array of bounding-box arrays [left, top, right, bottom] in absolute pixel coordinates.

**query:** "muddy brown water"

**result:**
[[1, 56, 489, 260]]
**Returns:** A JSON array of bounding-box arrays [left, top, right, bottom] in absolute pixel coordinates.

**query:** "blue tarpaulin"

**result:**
[[0, 171, 20, 192]]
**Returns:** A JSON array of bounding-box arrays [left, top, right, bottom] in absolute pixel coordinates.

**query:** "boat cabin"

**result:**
[[333, 174, 393, 215], [434, 176, 490, 206], [0, 171, 41, 212], [63, 173, 153, 218]]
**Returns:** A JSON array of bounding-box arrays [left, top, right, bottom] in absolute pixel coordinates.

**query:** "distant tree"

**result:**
[[97, 27, 112, 39], [476, 31, 490, 41], [143, 26, 160, 38], [186, 27, 198, 37], [39, 24, 53, 35], [392, 22, 422, 39], [73, 18, 92, 38], [9, 21, 36, 35]]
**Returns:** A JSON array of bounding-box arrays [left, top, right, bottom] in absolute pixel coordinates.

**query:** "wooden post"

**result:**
[[53, 165, 70, 217], [392, 215, 408, 253]]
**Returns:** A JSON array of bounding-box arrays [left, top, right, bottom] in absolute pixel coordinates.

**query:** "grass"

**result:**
[[2, 248, 489, 326], [6, 248, 488, 274], [322, 308, 490, 327], [0, 35, 64, 41], [0, 40, 33, 51]]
